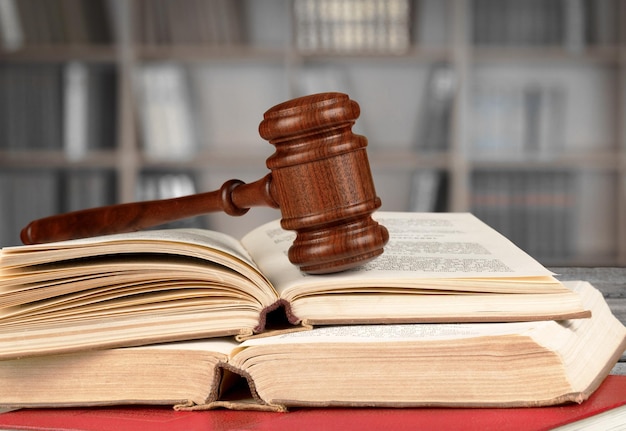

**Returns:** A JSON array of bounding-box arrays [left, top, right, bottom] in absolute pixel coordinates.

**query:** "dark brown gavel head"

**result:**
[[260, 92, 389, 274], [20, 92, 389, 274]]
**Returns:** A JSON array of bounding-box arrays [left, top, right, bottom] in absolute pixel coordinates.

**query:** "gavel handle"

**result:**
[[21, 174, 278, 245]]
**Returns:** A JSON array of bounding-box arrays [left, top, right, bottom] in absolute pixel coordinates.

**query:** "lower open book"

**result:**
[[1, 280, 625, 412]]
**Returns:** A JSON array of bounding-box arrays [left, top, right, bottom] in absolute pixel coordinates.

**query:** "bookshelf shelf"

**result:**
[[0, 46, 118, 62], [136, 45, 290, 62], [1, 0, 625, 267], [0, 150, 120, 169], [468, 152, 622, 170], [297, 47, 453, 62], [471, 46, 623, 65], [369, 150, 451, 171], [138, 151, 270, 170]]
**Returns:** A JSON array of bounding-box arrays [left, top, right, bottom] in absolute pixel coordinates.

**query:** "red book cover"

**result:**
[[1, 375, 625, 431]]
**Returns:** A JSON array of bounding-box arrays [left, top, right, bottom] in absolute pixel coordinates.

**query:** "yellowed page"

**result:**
[[0, 229, 277, 359], [529, 280, 626, 393], [234, 320, 546, 352], [2, 228, 255, 269], [241, 212, 560, 299], [1, 228, 278, 302], [231, 281, 625, 408], [142, 337, 239, 355], [0, 338, 238, 408]]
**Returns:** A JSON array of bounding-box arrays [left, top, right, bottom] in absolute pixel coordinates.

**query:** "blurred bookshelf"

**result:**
[[0, 0, 624, 267]]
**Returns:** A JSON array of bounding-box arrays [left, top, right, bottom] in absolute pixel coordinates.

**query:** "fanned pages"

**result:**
[[0, 281, 623, 410], [0, 212, 590, 359]]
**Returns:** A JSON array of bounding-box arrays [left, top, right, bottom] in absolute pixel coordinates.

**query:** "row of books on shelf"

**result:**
[[2, 0, 621, 55], [292, 0, 621, 53], [472, 0, 619, 49], [414, 63, 572, 158], [469, 80, 566, 159], [293, 0, 412, 53], [0, 170, 114, 247], [137, 64, 199, 160], [134, 0, 244, 46], [0, 211, 624, 414], [0, 63, 117, 156], [0, 0, 245, 50], [0, 0, 112, 50], [0, 171, 206, 247], [471, 170, 575, 262], [407, 169, 579, 264], [0, 61, 197, 159], [133, 62, 572, 161], [0, 60, 279, 160], [0, 60, 602, 162]]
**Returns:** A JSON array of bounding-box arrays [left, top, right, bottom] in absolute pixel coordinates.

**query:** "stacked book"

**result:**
[[135, 0, 244, 47], [0, 212, 624, 412], [293, 0, 411, 54]]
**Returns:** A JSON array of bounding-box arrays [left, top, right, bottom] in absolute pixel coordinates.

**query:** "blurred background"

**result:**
[[0, 0, 624, 266]]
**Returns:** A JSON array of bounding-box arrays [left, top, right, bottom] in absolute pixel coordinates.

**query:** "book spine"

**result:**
[[0, 0, 23, 50], [294, 0, 411, 53], [138, 64, 197, 160], [63, 62, 89, 160]]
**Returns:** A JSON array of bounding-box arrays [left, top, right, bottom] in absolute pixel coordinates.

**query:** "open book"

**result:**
[[0, 212, 590, 359], [0, 281, 624, 410]]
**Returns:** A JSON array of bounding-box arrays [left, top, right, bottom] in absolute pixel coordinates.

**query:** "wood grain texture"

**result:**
[[20, 92, 389, 274]]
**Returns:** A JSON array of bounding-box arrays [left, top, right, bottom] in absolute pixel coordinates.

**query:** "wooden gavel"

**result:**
[[21, 92, 389, 274]]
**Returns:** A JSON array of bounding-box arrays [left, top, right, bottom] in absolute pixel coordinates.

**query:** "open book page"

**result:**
[[236, 280, 624, 367], [2, 228, 254, 269], [241, 212, 561, 298], [227, 281, 625, 408], [0, 230, 281, 359], [234, 320, 548, 352], [0, 259, 267, 322], [142, 337, 239, 355], [1, 228, 277, 300]]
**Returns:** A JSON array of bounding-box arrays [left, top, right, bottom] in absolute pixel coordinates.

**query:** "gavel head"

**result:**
[[259, 92, 389, 274]]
